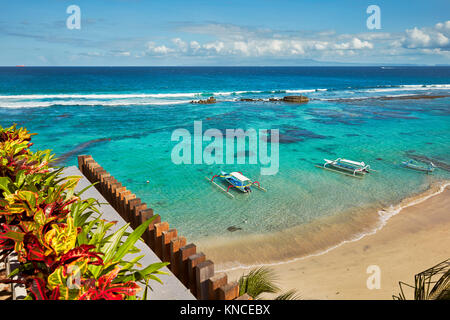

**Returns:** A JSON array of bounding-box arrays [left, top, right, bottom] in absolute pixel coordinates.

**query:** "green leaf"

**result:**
[[7, 268, 20, 278], [75, 183, 97, 197], [1, 230, 25, 242], [138, 262, 169, 278], [142, 278, 150, 300], [89, 223, 130, 279], [15, 170, 26, 187], [147, 274, 164, 285], [102, 224, 129, 264], [113, 215, 158, 263], [0, 176, 14, 194], [119, 255, 145, 273]]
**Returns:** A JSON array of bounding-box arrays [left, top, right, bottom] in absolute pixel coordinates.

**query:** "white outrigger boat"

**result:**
[[401, 159, 435, 174], [315, 158, 374, 177], [206, 171, 267, 198]]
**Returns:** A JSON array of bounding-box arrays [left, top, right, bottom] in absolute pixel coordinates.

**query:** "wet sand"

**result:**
[[201, 182, 450, 299]]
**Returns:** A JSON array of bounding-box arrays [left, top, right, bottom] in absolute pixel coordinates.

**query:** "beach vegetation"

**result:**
[[238, 266, 300, 300], [0, 124, 168, 300], [393, 259, 450, 300]]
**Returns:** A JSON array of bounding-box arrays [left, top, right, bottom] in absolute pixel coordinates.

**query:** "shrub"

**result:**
[[0, 124, 167, 300]]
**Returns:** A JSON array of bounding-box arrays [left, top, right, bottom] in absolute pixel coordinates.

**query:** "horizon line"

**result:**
[[2, 65, 450, 68]]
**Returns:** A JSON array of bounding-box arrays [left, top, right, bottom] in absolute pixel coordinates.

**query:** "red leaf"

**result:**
[[31, 278, 48, 300], [54, 244, 103, 269]]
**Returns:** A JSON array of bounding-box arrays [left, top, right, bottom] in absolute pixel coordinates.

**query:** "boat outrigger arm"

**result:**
[[206, 171, 267, 198], [316, 158, 374, 177]]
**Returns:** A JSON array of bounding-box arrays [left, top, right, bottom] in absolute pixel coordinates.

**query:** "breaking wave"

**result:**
[[0, 83, 449, 108]]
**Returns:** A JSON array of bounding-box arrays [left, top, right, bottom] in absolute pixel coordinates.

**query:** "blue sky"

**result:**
[[1, 0, 449, 65]]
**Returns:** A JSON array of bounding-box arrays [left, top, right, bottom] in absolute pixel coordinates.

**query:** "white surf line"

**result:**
[[0, 93, 202, 99], [1, 84, 448, 101], [217, 181, 450, 273], [0, 100, 192, 108]]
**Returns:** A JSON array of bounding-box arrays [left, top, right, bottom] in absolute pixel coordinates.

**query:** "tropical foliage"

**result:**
[[0, 124, 168, 300], [393, 259, 450, 300], [238, 266, 300, 300]]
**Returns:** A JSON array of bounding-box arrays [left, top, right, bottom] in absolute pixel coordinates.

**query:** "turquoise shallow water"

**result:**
[[0, 67, 449, 245]]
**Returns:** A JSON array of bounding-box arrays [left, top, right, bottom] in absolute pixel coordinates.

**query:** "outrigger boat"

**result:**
[[206, 171, 267, 198], [401, 159, 435, 174], [315, 158, 373, 177]]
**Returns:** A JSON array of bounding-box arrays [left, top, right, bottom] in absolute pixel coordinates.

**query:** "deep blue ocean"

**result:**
[[1, 66, 449, 265]]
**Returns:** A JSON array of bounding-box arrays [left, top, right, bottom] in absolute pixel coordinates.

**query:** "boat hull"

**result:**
[[401, 162, 434, 173], [324, 163, 367, 176], [224, 177, 251, 192]]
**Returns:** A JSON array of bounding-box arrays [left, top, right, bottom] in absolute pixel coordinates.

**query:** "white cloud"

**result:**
[[203, 41, 225, 53], [333, 38, 373, 50], [401, 21, 450, 50], [172, 38, 188, 52], [146, 41, 175, 55], [135, 21, 450, 63], [115, 51, 131, 57], [190, 41, 201, 51]]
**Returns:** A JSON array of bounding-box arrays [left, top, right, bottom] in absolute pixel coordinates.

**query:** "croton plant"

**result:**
[[0, 124, 168, 300]]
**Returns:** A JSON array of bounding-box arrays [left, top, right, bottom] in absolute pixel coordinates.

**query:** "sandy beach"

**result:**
[[203, 182, 450, 300]]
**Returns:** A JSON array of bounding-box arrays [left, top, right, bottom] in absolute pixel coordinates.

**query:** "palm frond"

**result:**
[[274, 289, 301, 300], [393, 258, 450, 300], [238, 267, 280, 299]]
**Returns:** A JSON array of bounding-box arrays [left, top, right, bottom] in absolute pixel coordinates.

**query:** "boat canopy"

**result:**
[[338, 159, 365, 167], [230, 172, 251, 182]]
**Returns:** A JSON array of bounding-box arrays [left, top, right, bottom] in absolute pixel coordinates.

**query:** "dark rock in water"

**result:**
[[240, 98, 263, 102], [260, 132, 303, 144], [285, 128, 327, 139], [191, 96, 216, 104], [278, 134, 304, 144], [227, 226, 242, 232], [278, 113, 297, 118], [126, 178, 133, 183], [235, 150, 255, 158], [266, 95, 309, 104], [282, 96, 309, 103], [316, 147, 336, 155], [53, 137, 111, 165]]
